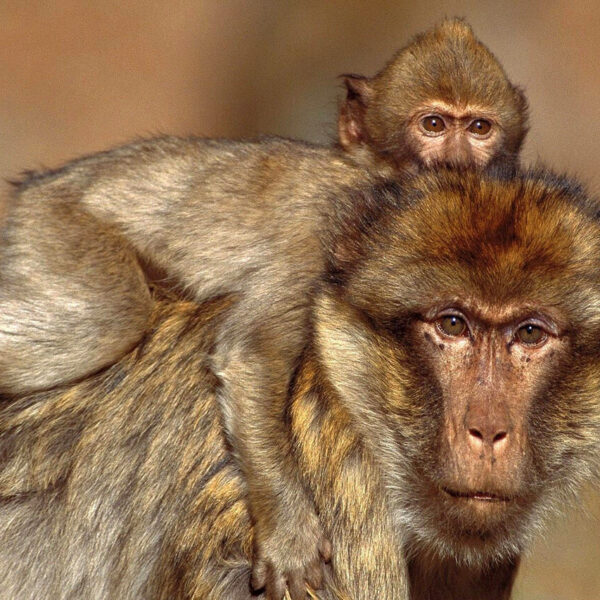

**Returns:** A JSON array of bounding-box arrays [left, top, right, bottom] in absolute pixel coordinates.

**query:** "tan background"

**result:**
[[1, 2, 599, 596]]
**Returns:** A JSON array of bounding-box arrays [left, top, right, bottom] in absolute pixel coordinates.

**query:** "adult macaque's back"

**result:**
[[0, 19, 528, 598]]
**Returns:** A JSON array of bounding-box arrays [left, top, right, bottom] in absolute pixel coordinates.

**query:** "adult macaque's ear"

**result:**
[[338, 74, 375, 150]]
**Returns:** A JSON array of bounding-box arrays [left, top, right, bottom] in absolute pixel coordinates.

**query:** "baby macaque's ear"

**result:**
[[338, 74, 374, 149]]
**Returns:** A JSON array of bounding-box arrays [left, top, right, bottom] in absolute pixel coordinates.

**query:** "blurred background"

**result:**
[[1, 2, 599, 597]]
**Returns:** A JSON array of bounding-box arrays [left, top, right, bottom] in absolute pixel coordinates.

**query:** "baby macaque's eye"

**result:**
[[421, 115, 446, 134], [468, 119, 492, 136]]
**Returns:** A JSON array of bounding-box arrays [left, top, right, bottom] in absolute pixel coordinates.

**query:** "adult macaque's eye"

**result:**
[[437, 315, 467, 337], [421, 115, 446, 134], [468, 119, 492, 136], [516, 324, 546, 345]]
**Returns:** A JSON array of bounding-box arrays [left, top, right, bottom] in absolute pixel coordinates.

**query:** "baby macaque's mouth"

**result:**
[[442, 487, 511, 502]]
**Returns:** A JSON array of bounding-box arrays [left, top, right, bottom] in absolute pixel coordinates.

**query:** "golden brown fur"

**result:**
[[1, 168, 599, 599]]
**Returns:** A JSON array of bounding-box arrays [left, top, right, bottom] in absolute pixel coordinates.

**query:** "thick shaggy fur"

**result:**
[[1, 168, 599, 599]]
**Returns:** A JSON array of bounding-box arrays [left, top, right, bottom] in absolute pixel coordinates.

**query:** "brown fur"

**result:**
[[0, 20, 528, 597], [1, 167, 599, 599], [0, 136, 377, 598]]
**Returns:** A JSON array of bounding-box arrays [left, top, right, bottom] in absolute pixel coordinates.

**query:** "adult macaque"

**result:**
[[0, 19, 528, 598], [1, 167, 599, 600]]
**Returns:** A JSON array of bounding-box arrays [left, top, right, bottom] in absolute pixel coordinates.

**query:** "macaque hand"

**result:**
[[251, 508, 332, 600]]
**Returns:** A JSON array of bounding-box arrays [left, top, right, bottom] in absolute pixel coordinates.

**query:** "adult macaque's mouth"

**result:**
[[442, 487, 512, 503]]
